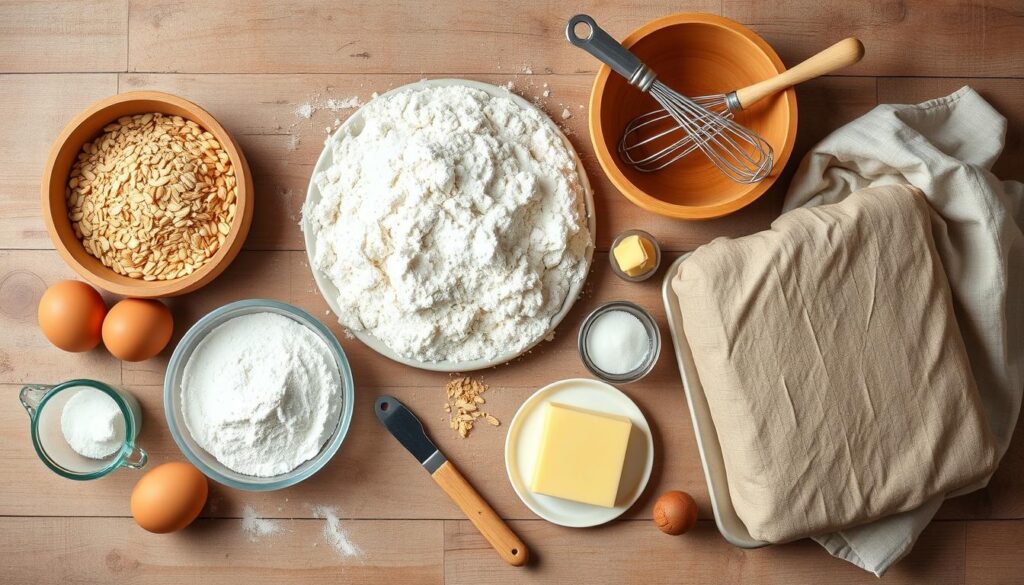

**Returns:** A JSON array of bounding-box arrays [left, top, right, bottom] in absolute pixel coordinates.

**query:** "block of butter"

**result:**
[[530, 402, 633, 508], [613, 234, 655, 277]]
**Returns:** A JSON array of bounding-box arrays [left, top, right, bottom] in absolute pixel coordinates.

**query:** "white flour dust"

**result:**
[[241, 505, 282, 541], [305, 84, 591, 363], [295, 95, 364, 122], [312, 505, 362, 558]]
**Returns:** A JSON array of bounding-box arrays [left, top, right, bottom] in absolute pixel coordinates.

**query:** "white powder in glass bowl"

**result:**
[[304, 84, 591, 363], [60, 387, 125, 459], [181, 312, 342, 477]]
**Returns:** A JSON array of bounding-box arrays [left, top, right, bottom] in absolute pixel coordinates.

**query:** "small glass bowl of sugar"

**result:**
[[578, 301, 661, 384]]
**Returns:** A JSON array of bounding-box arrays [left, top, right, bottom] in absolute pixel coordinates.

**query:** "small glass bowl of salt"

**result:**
[[578, 301, 661, 384], [19, 379, 147, 480]]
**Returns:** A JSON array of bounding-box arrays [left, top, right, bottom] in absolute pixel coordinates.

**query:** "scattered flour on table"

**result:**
[[241, 505, 283, 541], [294, 95, 364, 122], [325, 96, 363, 111], [181, 312, 342, 477], [304, 84, 591, 363], [277, 187, 298, 222], [312, 505, 362, 558]]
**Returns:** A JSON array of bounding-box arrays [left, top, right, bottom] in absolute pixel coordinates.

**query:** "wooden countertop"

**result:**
[[1, 1, 1022, 583]]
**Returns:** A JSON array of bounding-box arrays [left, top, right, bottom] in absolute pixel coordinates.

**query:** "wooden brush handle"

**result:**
[[734, 37, 865, 109], [432, 460, 529, 567]]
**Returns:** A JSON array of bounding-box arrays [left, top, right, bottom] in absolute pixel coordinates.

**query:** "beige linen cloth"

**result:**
[[675, 185, 998, 545], [781, 87, 1024, 574]]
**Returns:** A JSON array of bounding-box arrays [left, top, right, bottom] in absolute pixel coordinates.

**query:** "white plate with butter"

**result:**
[[504, 378, 654, 527]]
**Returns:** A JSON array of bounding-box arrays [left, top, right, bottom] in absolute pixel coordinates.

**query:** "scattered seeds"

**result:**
[[444, 376, 499, 438]]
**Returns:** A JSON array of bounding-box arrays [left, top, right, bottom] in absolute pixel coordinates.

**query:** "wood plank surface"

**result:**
[[0, 378, 706, 521], [0, 0, 126, 73], [2, 1, 1024, 583], [0, 517, 444, 585], [126, 0, 720, 75], [0, 250, 121, 385], [723, 0, 1024, 78], [965, 521, 1024, 585], [0, 74, 119, 249], [4, 246, 1023, 522], [445, 520, 968, 584], [1, 71, 817, 252], [0, 251, 710, 520]]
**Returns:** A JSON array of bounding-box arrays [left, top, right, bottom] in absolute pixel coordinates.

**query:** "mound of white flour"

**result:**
[[181, 312, 342, 477], [305, 85, 591, 363]]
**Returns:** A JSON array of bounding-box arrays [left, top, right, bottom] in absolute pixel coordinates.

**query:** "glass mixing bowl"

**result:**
[[164, 299, 355, 491]]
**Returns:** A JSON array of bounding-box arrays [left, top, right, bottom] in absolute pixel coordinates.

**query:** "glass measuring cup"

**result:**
[[19, 379, 147, 480]]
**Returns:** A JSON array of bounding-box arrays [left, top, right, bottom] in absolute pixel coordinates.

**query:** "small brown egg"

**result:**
[[131, 462, 208, 533], [653, 490, 698, 535], [37, 280, 107, 352], [102, 298, 174, 362]]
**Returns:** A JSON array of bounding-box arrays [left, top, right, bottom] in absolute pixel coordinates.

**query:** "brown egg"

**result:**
[[131, 462, 208, 533], [37, 280, 107, 352], [102, 298, 174, 362], [653, 490, 698, 535]]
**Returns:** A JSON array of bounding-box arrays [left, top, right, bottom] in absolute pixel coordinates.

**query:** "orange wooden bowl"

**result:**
[[41, 91, 253, 297], [589, 13, 798, 220]]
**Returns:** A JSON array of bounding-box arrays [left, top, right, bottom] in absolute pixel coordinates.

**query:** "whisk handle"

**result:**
[[566, 14, 657, 92], [734, 37, 865, 109]]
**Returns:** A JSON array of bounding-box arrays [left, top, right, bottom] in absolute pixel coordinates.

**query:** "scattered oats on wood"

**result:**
[[66, 112, 239, 281], [443, 376, 499, 438]]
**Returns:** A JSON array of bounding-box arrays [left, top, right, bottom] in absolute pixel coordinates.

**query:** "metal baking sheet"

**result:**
[[662, 253, 767, 549]]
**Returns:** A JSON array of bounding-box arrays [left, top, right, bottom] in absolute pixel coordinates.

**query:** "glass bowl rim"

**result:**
[[163, 299, 355, 491]]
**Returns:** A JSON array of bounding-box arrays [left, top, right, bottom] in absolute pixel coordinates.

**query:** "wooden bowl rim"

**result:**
[[588, 13, 799, 220], [40, 90, 253, 297]]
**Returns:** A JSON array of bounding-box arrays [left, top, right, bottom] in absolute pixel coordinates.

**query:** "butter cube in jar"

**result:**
[[530, 402, 633, 508], [610, 230, 661, 281]]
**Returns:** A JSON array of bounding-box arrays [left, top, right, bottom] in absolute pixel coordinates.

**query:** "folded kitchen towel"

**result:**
[[784, 86, 1024, 575], [673, 185, 998, 545]]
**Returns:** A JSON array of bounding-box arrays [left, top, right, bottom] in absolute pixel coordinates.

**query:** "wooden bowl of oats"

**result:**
[[41, 91, 253, 297]]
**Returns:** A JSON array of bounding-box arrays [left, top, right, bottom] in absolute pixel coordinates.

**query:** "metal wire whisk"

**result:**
[[628, 84, 773, 180], [566, 14, 773, 184], [620, 37, 865, 175]]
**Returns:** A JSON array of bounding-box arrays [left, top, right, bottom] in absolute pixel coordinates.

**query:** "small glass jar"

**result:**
[[578, 301, 661, 384], [609, 229, 662, 282], [19, 379, 147, 480]]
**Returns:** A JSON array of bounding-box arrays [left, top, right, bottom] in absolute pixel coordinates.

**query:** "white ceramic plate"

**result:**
[[302, 79, 596, 372], [504, 378, 654, 527]]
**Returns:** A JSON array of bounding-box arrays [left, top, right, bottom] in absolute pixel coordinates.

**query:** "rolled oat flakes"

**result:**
[[66, 112, 238, 281]]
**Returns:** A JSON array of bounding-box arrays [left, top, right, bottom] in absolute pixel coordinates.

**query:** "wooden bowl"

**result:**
[[41, 91, 253, 297], [589, 13, 798, 220]]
